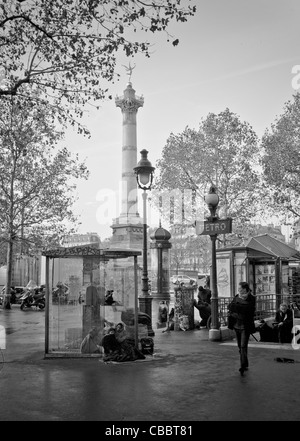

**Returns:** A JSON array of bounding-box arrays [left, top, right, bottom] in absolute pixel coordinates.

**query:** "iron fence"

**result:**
[[218, 297, 232, 326], [218, 294, 300, 325]]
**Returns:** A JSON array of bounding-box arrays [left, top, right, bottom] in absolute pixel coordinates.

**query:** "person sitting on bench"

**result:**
[[273, 303, 293, 344]]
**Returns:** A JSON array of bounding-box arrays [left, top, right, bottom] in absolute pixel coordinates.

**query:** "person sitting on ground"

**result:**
[[101, 326, 119, 355], [273, 302, 293, 343], [193, 286, 211, 327], [102, 322, 145, 362], [115, 322, 145, 360], [257, 319, 277, 342], [80, 327, 102, 354]]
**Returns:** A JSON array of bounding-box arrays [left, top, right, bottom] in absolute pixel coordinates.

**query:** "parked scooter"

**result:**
[[0, 286, 25, 306], [20, 287, 45, 311]]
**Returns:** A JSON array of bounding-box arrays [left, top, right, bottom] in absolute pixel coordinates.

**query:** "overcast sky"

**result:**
[[63, 0, 300, 240]]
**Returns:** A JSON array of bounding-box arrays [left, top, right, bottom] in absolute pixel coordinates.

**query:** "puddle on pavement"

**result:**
[[5, 327, 17, 335], [3, 324, 40, 334]]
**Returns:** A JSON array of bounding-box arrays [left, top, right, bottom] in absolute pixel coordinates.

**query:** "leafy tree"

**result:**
[[188, 234, 211, 274], [169, 227, 211, 275], [261, 92, 300, 223], [0, 95, 89, 308], [169, 226, 193, 275], [0, 0, 196, 133], [154, 108, 261, 242]]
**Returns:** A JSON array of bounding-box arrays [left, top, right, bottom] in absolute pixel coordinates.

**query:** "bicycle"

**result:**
[[206, 308, 227, 329]]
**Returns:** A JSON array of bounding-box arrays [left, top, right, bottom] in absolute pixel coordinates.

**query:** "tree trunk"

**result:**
[[3, 235, 13, 309], [3, 144, 16, 310]]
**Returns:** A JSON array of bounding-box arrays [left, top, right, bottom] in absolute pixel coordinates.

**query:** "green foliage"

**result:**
[[0, 0, 196, 133]]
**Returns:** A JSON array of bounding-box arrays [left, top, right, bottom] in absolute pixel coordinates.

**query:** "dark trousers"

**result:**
[[197, 305, 211, 325], [276, 324, 293, 344], [235, 328, 250, 369]]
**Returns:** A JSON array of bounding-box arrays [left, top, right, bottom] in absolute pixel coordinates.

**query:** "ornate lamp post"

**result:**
[[205, 185, 220, 338], [134, 149, 155, 336]]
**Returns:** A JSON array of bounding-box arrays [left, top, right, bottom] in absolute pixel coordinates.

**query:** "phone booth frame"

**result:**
[[42, 246, 141, 358]]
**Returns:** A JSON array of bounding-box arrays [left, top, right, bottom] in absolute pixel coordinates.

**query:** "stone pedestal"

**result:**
[[110, 219, 143, 250], [209, 328, 222, 341]]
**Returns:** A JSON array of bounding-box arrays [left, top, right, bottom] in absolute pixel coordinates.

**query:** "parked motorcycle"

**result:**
[[20, 287, 45, 311], [0, 286, 25, 305]]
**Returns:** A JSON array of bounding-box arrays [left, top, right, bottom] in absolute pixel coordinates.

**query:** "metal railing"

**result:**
[[254, 294, 278, 321], [218, 294, 300, 325], [218, 297, 232, 326]]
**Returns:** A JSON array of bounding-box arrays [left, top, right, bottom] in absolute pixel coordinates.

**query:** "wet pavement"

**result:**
[[0, 305, 300, 422]]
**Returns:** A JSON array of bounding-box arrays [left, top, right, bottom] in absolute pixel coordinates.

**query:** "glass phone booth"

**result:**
[[42, 246, 142, 358]]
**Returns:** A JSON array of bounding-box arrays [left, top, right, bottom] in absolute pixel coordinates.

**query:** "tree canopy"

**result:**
[[0, 95, 89, 253], [0, 93, 89, 308], [0, 0, 196, 133], [261, 92, 300, 223], [154, 108, 261, 233]]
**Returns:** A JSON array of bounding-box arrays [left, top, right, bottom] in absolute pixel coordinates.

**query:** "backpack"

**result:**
[[140, 337, 154, 355]]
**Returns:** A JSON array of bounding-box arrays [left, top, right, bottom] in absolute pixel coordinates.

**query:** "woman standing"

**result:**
[[228, 282, 256, 376]]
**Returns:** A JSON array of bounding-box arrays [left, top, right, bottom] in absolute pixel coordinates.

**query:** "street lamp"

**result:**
[[134, 149, 155, 336], [205, 185, 220, 337], [205, 186, 219, 220]]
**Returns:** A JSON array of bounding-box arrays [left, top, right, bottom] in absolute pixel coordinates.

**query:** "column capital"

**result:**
[[115, 83, 144, 113], [115, 95, 144, 113]]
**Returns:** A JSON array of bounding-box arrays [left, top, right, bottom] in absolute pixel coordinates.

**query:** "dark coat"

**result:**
[[275, 308, 293, 328], [274, 307, 293, 343], [229, 293, 256, 334], [198, 288, 211, 305]]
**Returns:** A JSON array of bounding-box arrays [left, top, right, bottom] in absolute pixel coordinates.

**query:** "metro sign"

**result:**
[[196, 218, 232, 236]]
